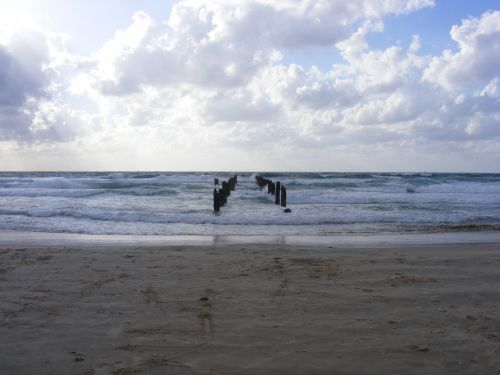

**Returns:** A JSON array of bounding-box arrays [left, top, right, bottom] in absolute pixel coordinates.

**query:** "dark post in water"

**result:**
[[222, 181, 228, 196], [281, 185, 286, 207], [275, 181, 281, 204], [213, 175, 238, 213], [255, 174, 289, 209], [213, 189, 220, 212]]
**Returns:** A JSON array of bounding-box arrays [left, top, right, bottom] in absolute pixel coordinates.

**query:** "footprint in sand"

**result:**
[[198, 289, 216, 338]]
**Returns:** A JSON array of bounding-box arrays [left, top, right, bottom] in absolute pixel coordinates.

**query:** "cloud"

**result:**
[[205, 90, 280, 122], [423, 10, 500, 91], [90, 8, 270, 95], [0, 31, 51, 102], [0, 26, 80, 142], [0, 30, 50, 139], [0, 47, 45, 107], [2, 1, 500, 172], [87, 0, 434, 96]]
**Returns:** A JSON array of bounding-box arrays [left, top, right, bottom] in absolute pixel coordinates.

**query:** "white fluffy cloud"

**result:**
[[423, 11, 500, 91], [1, 1, 499, 171], [84, 0, 435, 95]]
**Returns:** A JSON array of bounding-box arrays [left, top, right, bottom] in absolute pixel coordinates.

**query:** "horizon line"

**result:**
[[0, 170, 499, 174]]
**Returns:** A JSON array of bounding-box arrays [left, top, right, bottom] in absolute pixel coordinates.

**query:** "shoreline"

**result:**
[[1, 229, 500, 248]]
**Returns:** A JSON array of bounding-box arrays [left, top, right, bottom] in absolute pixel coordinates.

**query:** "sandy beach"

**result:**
[[1, 240, 500, 375]]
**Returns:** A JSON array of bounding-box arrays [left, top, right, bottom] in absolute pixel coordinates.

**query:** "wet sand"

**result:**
[[1, 243, 499, 374]]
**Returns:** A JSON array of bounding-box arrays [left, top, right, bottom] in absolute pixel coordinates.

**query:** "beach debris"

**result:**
[[284, 208, 292, 213]]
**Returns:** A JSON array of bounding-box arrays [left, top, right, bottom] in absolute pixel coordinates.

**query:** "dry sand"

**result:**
[[1, 242, 499, 374]]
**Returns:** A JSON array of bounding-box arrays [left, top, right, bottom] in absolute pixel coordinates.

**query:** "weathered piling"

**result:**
[[255, 175, 269, 190], [213, 189, 220, 212], [222, 181, 229, 196], [281, 185, 286, 207], [228, 175, 237, 191], [266, 181, 274, 195], [218, 188, 223, 206], [220, 188, 226, 205], [275, 181, 281, 205], [255, 174, 289, 210], [213, 175, 238, 212]]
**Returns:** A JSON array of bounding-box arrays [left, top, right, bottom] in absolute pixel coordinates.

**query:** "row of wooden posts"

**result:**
[[213, 175, 237, 212], [255, 175, 287, 207]]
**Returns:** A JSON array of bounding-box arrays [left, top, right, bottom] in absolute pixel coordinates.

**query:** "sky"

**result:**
[[0, 0, 499, 172]]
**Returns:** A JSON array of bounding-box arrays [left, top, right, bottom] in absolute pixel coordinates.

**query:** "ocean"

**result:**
[[0, 172, 499, 236]]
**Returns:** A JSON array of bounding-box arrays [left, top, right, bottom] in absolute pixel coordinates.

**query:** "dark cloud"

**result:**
[[0, 30, 79, 142], [0, 31, 50, 140], [0, 47, 48, 111]]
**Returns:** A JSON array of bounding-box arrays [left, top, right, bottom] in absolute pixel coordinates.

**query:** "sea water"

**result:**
[[0, 172, 499, 236]]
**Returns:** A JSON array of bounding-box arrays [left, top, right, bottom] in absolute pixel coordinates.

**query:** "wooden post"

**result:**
[[267, 181, 272, 194], [255, 175, 268, 190], [281, 186, 286, 207], [212, 176, 237, 212], [214, 189, 220, 212], [275, 181, 281, 204], [222, 181, 229, 196], [219, 188, 225, 206]]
